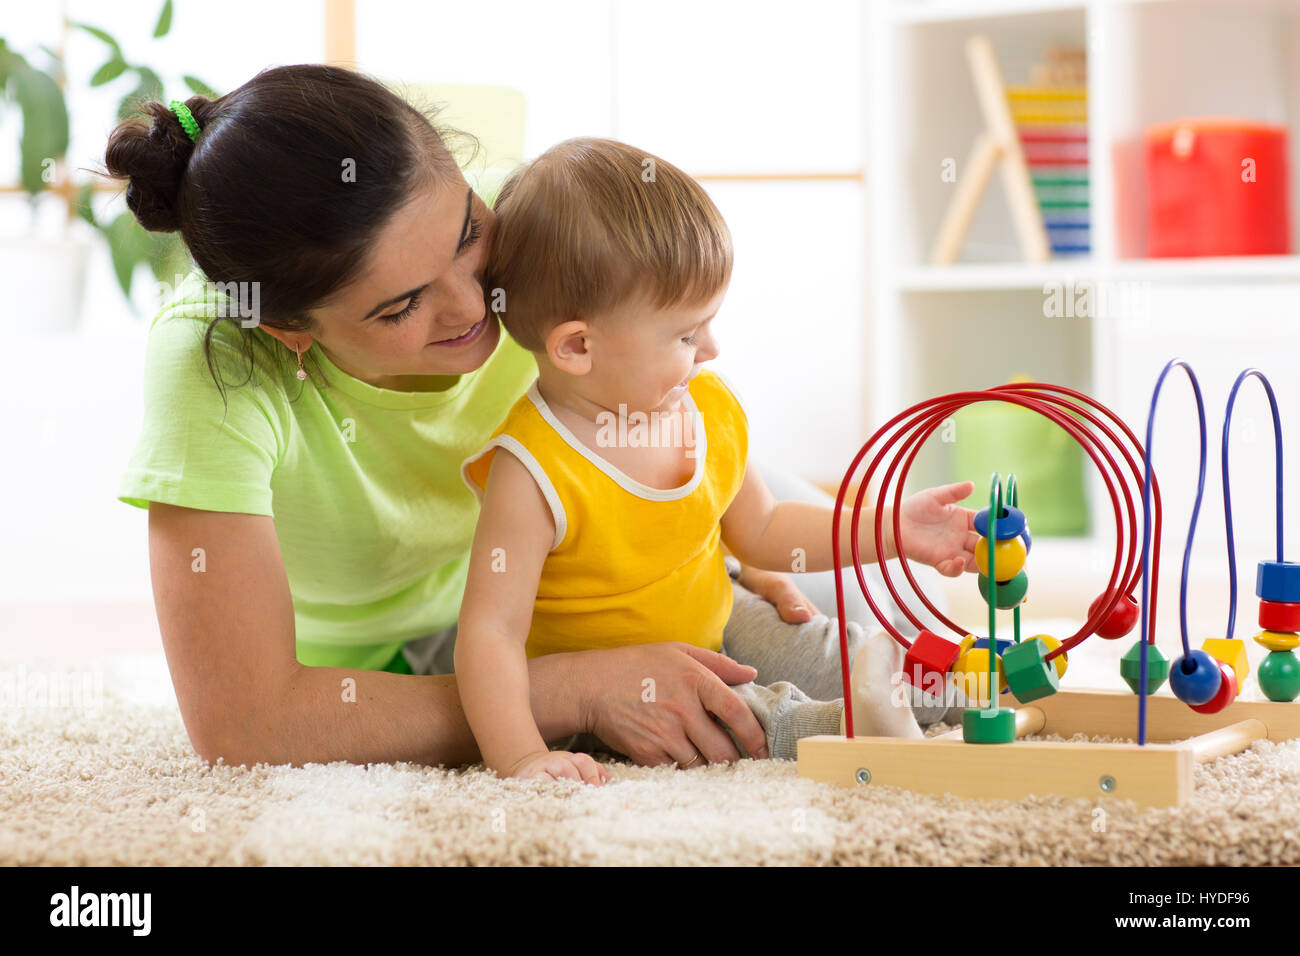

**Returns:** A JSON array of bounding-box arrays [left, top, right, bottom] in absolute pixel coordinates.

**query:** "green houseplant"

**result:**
[[0, 1, 219, 327], [0, 34, 86, 330]]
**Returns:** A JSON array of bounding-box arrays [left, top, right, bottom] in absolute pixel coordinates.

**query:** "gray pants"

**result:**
[[713, 459, 958, 757], [402, 458, 953, 760]]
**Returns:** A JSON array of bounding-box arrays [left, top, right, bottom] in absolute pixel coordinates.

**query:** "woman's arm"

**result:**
[[147, 502, 766, 767], [147, 501, 548, 767]]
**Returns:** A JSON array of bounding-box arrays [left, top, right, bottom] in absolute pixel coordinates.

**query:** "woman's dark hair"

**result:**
[[104, 64, 469, 406]]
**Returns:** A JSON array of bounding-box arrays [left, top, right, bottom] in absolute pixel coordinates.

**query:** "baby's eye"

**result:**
[[682, 334, 697, 345]]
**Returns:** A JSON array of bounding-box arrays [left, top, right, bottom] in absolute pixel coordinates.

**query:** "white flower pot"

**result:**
[[0, 237, 90, 333]]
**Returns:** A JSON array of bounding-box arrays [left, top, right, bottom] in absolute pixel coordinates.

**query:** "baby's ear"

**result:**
[[545, 319, 593, 373]]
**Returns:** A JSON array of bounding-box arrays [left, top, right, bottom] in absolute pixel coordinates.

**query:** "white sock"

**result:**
[[907, 681, 957, 727], [839, 626, 924, 739]]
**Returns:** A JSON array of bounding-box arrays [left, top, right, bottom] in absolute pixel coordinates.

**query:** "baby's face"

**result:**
[[586, 286, 725, 414]]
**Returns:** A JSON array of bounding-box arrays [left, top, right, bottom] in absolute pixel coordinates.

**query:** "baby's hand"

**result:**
[[897, 481, 979, 577], [505, 749, 612, 786]]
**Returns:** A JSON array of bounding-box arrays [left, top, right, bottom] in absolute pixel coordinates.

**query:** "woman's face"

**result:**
[[297, 174, 502, 390]]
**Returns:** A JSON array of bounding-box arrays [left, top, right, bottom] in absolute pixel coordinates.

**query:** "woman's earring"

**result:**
[[294, 343, 307, 381]]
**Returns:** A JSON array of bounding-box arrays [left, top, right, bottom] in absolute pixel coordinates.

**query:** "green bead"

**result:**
[[1120, 641, 1170, 695], [1258, 650, 1300, 702], [1002, 637, 1060, 702], [962, 706, 1017, 743], [976, 570, 1028, 609]]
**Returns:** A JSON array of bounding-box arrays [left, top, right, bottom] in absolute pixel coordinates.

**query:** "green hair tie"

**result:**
[[169, 99, 201, 143]]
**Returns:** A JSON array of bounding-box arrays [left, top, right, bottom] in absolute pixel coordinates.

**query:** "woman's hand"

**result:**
[[576, 643, 769, 766], [735, 564, 821, 623], [896, 480, 979, 577]]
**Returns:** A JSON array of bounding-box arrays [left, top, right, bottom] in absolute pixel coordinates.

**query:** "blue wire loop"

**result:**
[[1222, 369, 1285, 638], [1138, 359, 1208, 745]]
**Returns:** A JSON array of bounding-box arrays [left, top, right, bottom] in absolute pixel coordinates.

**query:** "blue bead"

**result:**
[[972, 637, 1013, 655], [1021, 525, 1032, 555], [1169, 650, 1223, 706], [1256, 560, 1300, 603], [973, 505, 1027, 541]]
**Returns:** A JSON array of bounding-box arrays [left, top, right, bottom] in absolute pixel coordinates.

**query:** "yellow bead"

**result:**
[[1201, 637, 1250, 693], [1254, 629, 1300, 652], [953, 647, 1005, 706], [1029, 633, 1069, 680], [974, 535, 1028, 581], [959, 634, 977, 655]]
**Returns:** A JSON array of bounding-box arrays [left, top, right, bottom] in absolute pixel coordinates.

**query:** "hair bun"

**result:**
[[104, 97, 212, 232]]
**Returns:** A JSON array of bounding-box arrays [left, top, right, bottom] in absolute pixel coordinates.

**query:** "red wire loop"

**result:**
[[835, 383, 1162, 738]]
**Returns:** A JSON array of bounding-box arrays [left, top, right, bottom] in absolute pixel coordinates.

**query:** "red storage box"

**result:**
[[1144, 117, 1291, 257]]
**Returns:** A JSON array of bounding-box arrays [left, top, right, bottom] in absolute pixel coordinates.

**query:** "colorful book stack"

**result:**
[[1007, 82, 1090, 256]]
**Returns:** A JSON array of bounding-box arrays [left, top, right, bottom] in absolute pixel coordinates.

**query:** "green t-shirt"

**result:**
[[117, 173, 538, 670]]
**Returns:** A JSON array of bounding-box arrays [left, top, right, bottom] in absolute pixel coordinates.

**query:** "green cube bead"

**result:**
[[1002, 638, 1061, 702], [962, 706, 1017, 743], [1120, 641, 1170, 695], [1258, 650, 1300, 702]]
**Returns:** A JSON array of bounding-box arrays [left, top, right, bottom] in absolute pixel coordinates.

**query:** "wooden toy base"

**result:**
[[797, 688, 1300, 808]]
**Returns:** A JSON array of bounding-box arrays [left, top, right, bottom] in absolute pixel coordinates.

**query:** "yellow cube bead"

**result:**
[[1254, 629, 1300, 652], [953, 647, 1005, 706], [1029, 633, 1069, 680], [1201, 637, 1250, 692], [974, 535, 1028, 582]]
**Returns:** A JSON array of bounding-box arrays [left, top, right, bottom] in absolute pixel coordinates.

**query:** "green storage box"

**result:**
[[948, 377, 1089, 536]]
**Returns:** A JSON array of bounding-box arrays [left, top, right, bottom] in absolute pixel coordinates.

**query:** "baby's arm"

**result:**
[[720, 460, 977, 578], [455, 449, 609, 785]]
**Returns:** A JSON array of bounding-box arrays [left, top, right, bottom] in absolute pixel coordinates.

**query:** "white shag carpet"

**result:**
[[5, 645, 1300, 866]]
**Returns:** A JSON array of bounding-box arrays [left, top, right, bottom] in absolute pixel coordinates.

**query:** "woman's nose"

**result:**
[[436, 272, 486, 330]]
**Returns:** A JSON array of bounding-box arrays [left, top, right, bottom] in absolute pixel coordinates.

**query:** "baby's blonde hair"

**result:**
[[486, 137, 732, 352]]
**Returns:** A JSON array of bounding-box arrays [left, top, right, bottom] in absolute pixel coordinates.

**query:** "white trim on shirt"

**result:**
[[460, 435, 568, 551], [524, 380, 708, 502]]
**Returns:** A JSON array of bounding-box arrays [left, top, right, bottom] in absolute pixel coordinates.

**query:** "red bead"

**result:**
[[902, 629, 961, 699], [1189, 661, 1238, 714], [1259, 599, 1300, 632], [1089, 591, 1140, 640]]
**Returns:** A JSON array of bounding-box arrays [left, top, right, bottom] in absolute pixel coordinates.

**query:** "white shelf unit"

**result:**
[[867, 0, 1300, 627]]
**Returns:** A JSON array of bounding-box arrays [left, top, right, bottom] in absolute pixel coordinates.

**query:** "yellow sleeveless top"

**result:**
[[461, 369, 749, 658]]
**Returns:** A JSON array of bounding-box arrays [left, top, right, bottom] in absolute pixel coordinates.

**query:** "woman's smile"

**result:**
[[427, 315, 488, 348]]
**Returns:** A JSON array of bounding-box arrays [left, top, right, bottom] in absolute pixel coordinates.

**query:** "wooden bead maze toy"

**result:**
[[796, 359, 1300, 808]]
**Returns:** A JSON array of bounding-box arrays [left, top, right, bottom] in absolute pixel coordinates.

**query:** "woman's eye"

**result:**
[[378, 291, 423, 324], [458, 217, 483, 253]]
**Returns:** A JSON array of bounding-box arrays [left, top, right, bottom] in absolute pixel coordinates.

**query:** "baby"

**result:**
[[456, 137, 977, 784]]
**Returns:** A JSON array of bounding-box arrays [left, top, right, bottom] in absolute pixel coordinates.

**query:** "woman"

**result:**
[[111, 64, 940, 774]]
